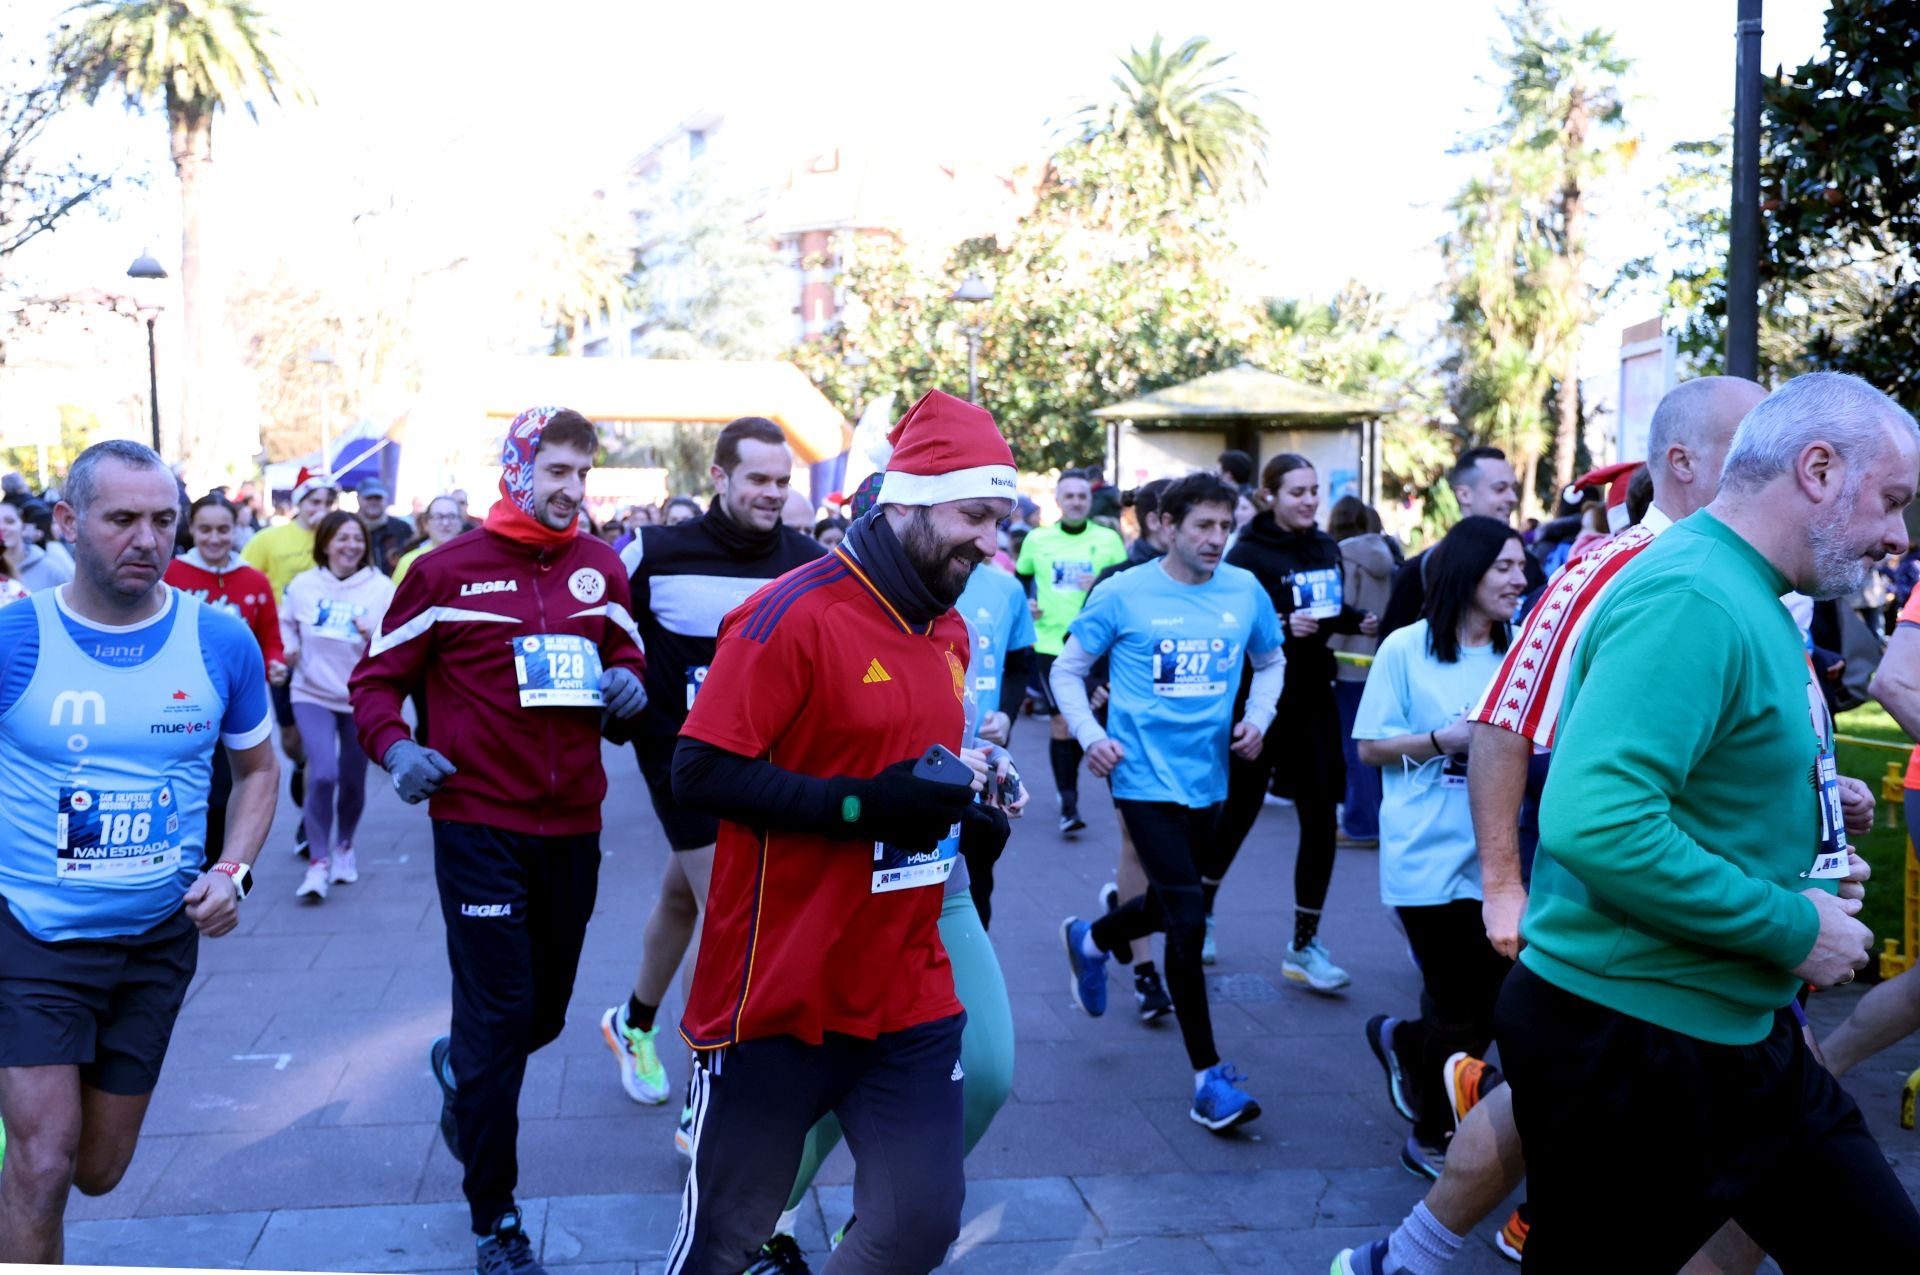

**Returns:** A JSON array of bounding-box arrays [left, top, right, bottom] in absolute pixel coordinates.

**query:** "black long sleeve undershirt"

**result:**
[[671, 736, 837, 835]]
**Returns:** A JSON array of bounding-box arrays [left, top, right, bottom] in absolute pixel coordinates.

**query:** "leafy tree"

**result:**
[[1757, 0, 1920, 409], [0, 36, 116, 277], [629, 171, 790, 361], [1261, 286, 1451, 510], [1439, 158, 1559, 516], [523, 194, 635, 356], [797, 130, 1258, 473], [1482, 0, 1634, 496], [57, 0, 306, 471], [1653, 136, 1805, 379], [1067, 34, 1267, 203]]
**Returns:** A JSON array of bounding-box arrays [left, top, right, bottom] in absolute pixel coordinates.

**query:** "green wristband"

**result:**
[[840, 794, 861, 824]]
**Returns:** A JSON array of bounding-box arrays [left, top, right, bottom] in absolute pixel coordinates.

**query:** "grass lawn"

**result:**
[[1833, 703, 1919, 977]]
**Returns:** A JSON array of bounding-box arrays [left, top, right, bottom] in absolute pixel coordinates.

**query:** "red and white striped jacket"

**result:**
[[1469, 513, 1668, 747]]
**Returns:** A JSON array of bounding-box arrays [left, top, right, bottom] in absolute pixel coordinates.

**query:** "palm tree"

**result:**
[[1492, 0, 1633, 497], [58, 0, 305, 471], [1070, 34, 1268, 204]]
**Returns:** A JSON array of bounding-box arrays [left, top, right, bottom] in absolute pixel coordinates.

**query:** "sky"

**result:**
[[8, 0, 1835, 386]]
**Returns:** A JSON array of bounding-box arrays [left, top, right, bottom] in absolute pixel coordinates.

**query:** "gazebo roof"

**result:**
[[1093, 363, 1388, 424]]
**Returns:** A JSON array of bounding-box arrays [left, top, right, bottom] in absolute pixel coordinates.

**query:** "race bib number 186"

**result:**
[[56, 782, 183, 882]]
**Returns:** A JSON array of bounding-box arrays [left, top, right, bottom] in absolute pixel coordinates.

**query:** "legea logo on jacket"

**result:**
[[461, 580, 517, 597]]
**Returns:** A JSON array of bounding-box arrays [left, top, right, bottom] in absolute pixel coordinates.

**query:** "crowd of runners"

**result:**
[[2, 373, 1920, 1274]]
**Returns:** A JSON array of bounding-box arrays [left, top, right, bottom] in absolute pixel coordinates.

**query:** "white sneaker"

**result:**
[[329, 847, 358, 884], [297, 861, 331, 901]]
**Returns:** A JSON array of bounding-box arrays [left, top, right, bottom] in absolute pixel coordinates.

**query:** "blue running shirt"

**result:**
[[1067, 561, 1282, 807], [955, 564, 1036, 708], [0, 586, 272, 941]]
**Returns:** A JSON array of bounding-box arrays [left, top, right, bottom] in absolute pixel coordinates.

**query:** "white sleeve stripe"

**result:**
[[369, 606, 520, 657], [570, 603, 644, 647], [619, 538, 644, 574], [222, 711, 273, 751]]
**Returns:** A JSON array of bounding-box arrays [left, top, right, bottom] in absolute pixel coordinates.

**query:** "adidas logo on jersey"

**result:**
[[460, 580, 518, 596], [862, 659, 892, 684]]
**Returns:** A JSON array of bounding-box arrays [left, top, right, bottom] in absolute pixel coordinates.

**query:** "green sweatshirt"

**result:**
[[1523, 511, 1831, 1045]]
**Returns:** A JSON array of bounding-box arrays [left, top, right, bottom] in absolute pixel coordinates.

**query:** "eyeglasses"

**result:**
[[427, 512, 461, 523]]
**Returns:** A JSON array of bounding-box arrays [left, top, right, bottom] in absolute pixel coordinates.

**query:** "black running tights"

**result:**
[[1208, 746, 1338, 912], [1091, 800, 1219, 1072]]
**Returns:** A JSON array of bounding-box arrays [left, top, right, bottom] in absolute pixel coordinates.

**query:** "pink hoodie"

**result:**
[[281, 565, 394, 713]]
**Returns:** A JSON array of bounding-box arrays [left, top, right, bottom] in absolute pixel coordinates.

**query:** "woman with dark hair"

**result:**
[[1214, 454, 1378, 990], [663, 495, 702, 525], [282, 511, 394, 901], [813, 514, 849, 550], [1352, 514, 1528, 1176]]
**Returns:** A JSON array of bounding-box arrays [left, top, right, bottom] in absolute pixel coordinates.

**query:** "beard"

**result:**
[[1806, 477, 1874, 599], [902, 508, 983, 607]]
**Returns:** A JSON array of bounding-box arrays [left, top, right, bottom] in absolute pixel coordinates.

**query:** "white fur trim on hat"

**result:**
[[877, 463, 1019, 507]]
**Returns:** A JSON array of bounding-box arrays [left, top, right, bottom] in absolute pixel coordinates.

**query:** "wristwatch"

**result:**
[[209, 860, 253, 901]]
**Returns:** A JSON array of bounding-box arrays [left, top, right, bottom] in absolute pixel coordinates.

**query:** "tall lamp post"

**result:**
[[950, 271, 993, 403], [126, 251, 168, 455], [1726, 0, 1764, 379]]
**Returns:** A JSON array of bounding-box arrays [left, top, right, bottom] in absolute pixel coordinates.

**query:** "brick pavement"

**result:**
[[56, 725, 1920, 1272]]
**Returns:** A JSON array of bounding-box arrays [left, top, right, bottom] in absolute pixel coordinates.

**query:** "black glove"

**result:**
[[826, 758, 976, 850]]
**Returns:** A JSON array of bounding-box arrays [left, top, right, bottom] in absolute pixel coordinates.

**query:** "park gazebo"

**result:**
[[1093, 363, 1388, 506]]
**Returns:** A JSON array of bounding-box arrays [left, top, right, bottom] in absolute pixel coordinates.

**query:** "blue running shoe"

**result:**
[[1190, 1062, 1261, 1133], [1400, 1132, 1447, 1181], [1364, 1014, 1418, 1123], [1330, 1238, 1391, 1274], [1061, 917, 1108, 1016]]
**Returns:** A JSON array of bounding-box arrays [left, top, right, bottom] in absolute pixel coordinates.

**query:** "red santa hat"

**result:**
[[875, 390, 1018, 507], [291, 466, 338, 505], [1573, 461, 1642, 533]]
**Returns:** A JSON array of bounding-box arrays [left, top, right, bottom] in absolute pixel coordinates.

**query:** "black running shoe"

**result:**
[[1059, 791, 1086, 835], [474, 1209, 544, 1275], [429, 1034, 461, 1163], [1364, 1015, 1419, 1124], [745, 1234, 812, 1273], [1134, 968, 1174, 1022]]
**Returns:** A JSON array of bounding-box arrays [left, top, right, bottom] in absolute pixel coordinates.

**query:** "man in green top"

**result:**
[[1497, 371, 1920, 1267], [1017, 468, 1126, 833]]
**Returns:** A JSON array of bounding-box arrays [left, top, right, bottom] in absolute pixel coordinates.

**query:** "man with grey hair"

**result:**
[[0, 440, 280, 1261], [1493, 372, 1920, 1265]]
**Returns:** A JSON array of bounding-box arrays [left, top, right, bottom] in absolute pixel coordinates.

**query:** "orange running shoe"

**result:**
[[1495, 1206, 1528, 1262], [1443, 1050, 1492, 1131]]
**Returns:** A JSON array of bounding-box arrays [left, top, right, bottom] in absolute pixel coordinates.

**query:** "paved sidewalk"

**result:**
[[58, 726, 1920, 1272]]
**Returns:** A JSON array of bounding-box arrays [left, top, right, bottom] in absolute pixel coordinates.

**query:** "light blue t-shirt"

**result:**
[[955, 564, 1035, 708], [1352, 619, 1505, 908], [1067, 560, 1281, 807], [0, 586, 272, 942]]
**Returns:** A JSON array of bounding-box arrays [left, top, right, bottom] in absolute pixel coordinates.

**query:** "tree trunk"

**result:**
[[1550, 91, 1590, 495], [170, 108, 212, 474]]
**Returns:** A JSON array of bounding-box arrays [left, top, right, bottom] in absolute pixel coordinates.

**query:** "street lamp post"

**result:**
[[1726, 0, 1764, 379], [950, 271, 993, 403], [126, 252, 168, 455]]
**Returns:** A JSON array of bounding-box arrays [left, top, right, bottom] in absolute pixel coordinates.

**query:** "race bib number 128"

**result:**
[[513, 634, 604, 707]]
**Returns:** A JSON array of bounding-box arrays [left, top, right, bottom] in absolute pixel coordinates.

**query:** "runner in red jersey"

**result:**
[[664, 390, 1016, 1275], [1340, 376, 1875, 1274], [165, 492, 286, 868]]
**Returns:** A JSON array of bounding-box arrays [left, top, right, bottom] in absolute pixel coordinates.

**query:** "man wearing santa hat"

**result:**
[[242, 467, 338, 855], [663, 389, 1016, 1275]]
